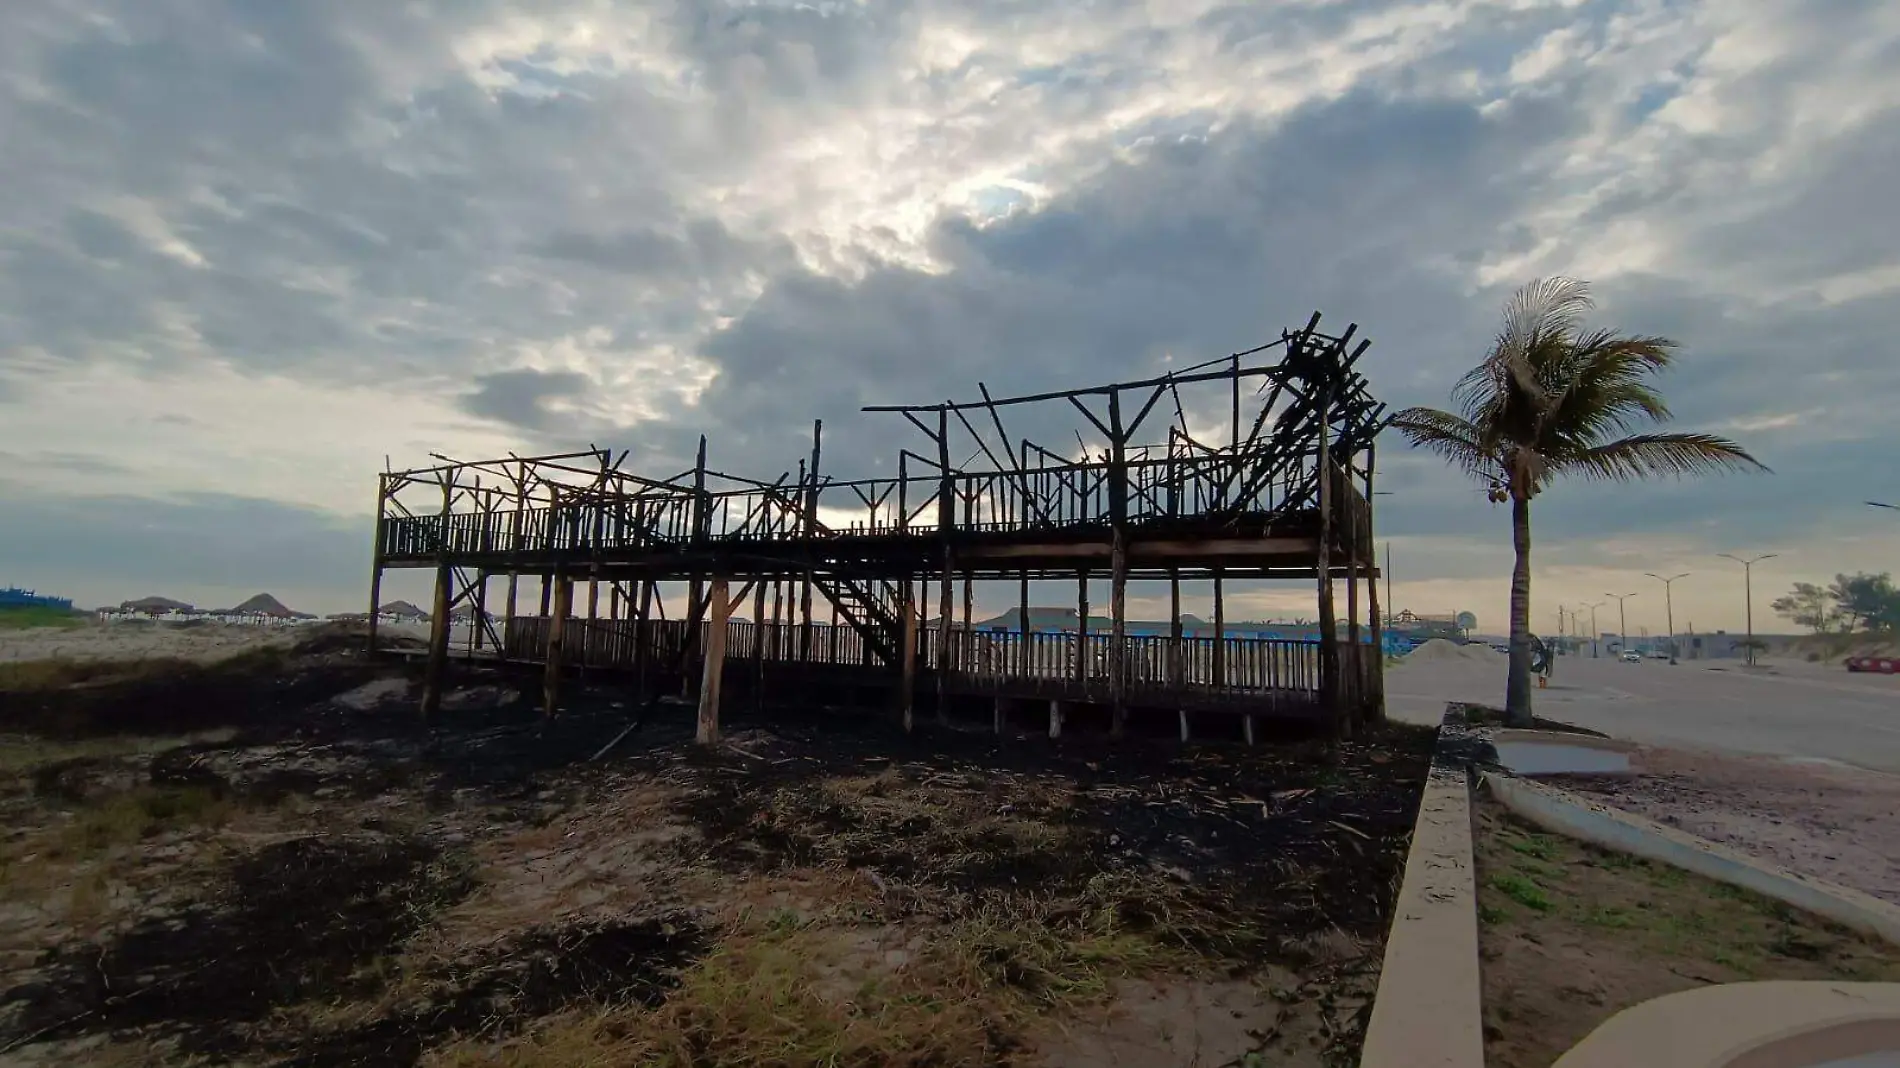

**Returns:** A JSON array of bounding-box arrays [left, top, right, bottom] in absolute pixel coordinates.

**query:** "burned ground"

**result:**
[[1, 633, 1432, 1067]]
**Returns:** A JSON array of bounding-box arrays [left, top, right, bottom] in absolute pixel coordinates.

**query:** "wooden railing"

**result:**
[[497, 617, 1356, 704]]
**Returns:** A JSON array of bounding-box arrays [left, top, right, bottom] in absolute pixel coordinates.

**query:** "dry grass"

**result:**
[[0, 646, 292, 693], [0, 729, 238, 775], [423, 879, 1186, 1068]]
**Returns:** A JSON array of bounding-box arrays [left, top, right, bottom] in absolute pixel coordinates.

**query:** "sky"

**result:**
[[1, 0, 1896, 634]]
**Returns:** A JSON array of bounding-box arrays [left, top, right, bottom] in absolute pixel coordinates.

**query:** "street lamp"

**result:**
[[1644, 572, 1690, 664], [1604, 592, 1638, 657], [1581, 601, 1604, 658], [1717, 553, 1779, 666]]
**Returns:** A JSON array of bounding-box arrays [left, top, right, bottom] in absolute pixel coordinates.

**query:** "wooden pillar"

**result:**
[[1316, 396, 1343, 736], [472, 569, 488, 650], [1345, 463, 1363, 725], [1107, 388, 1129, 738], [1109, 531, 1128, 737], [962, 574, 973, 633], [899, 577, 918, 732], [420, 474, 453, 721], [752, 579, 768, 712], [1168, 568, 1183, 687], [538, 573, 552, 618], [1365, 446, 1387, 723], [1212, 567, 1226, 687], [1018, 573, 1030, 677], [935, 408, 953, 722], [634, 579, 654, 700], [421, 559, 451, 722], [697, 577, 731, 745], [1048, 700, 1063, 739], [544, 573, 572, 719], [367, 474, 388, 654], [937, 546, 954, 722], [993, 697, 1005, 734], [1075, 571, 1090, 689]]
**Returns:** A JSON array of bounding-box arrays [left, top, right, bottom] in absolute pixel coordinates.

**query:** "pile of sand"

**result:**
[[1397, 638, 1505, 665]]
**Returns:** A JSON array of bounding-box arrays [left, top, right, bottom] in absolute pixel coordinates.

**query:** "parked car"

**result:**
[[1620, 650, 1642, 663]]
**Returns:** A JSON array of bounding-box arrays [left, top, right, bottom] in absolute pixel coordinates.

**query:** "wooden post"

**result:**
[[472, 569, 488, 651], [421, 559, 451, 722], [1365, 445, 1387, 723], [899, 577, 918, 732], [1316, 395, 1343, 736], [367, 474, 387, 654], [1048, 700, 1063, 739], [1075, 571, 1090, 690], [1107, 388, 1128, 739], [420, 474, 453, 722], [697, 577, 731, 745], [544, 573, 572, 719], [538, 573, 552, 618], [1212, 567, 1226, 687], [752, 578, 768, 713], [1345, 460, 1363, 725], [1018, 573, 1030, 677], [1168, 568, 1183, 687], [937, 546, 954, 722], [635, 579, 654, 699], [687, 436, 708, 697], [935, 408, 953, 721]]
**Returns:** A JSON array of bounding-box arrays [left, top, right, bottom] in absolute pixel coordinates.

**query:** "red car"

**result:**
[[1844, 656, 1899, 674]]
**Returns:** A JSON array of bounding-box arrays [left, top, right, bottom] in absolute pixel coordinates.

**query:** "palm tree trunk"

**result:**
[[1506, 494, 1534, 726]]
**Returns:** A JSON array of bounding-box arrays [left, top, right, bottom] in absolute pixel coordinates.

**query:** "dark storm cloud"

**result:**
[[461, 369, 594, 432]]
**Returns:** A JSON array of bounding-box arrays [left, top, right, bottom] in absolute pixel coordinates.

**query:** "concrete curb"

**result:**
[[1359, 733, 1485, 1068], [1484, 772, 1900, 948]]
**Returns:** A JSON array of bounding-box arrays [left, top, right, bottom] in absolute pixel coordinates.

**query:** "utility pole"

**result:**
[[1582, 601, 1603, 658], [1644, 572, 1689, 664], [1717, 553, 1778, 666], [1605, 591, 1638, 657]]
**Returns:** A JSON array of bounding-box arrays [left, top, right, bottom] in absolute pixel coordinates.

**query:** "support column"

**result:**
[[635, 579, 654, 700], [420, 474, 453, 722], [473, 569, 488, 651], [1212, 567, 1226, 687], [1365, 446, 1387, 723], [937, 546, 953, 723], [421, 559, 451, 723], [1345, 477, 1363, 725], [1109, 529, 1128, 738], [697, 577, 731, 745], [1048, 700, 1063, 739], [1316, 399, 1343, 737], [367, 474, 388, 654], [544, 573, 572, 719], [1168, 568, 1183, 688], [1075, 571, 1090, 691], [752, 579, 768, 713], [899, 577, 918, 732], [1018, 573, 1030, 677]]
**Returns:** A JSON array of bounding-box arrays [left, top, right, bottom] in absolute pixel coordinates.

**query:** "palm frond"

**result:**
[[1389, 407, 1497, 483], [1555, 432, 1771, 482]]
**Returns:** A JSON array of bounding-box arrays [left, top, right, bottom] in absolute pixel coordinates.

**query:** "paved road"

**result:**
[[1385, 654, 1900, 775]]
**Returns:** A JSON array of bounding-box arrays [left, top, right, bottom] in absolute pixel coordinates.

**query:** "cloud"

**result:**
[[0, 0, 1895, 632]]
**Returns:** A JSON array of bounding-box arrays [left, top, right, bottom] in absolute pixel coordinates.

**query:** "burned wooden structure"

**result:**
[[369, 313, 1389, 742]]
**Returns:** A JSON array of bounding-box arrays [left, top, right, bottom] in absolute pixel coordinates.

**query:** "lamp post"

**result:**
[[1582, 601, 1604, 658], [1644, 572, 1690, 664], [1605, 592, 1638, 657], [1717, 553, 1778, 666]]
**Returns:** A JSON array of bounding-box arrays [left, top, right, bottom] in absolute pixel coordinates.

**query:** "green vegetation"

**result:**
[[1392, 277, 1766, 725], [50, 785, 237, 858], [0, 606, 88, 630], [1775, 573, 1900, 634], [1476, 809, 1900, 982]]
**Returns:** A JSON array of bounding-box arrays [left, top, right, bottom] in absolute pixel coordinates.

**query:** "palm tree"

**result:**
[[1392, 278, 1767, 725]]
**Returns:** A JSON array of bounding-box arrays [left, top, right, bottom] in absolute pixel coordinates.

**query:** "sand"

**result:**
[[1394, 638, 1504, 666], [0, 620, 434, 665]]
